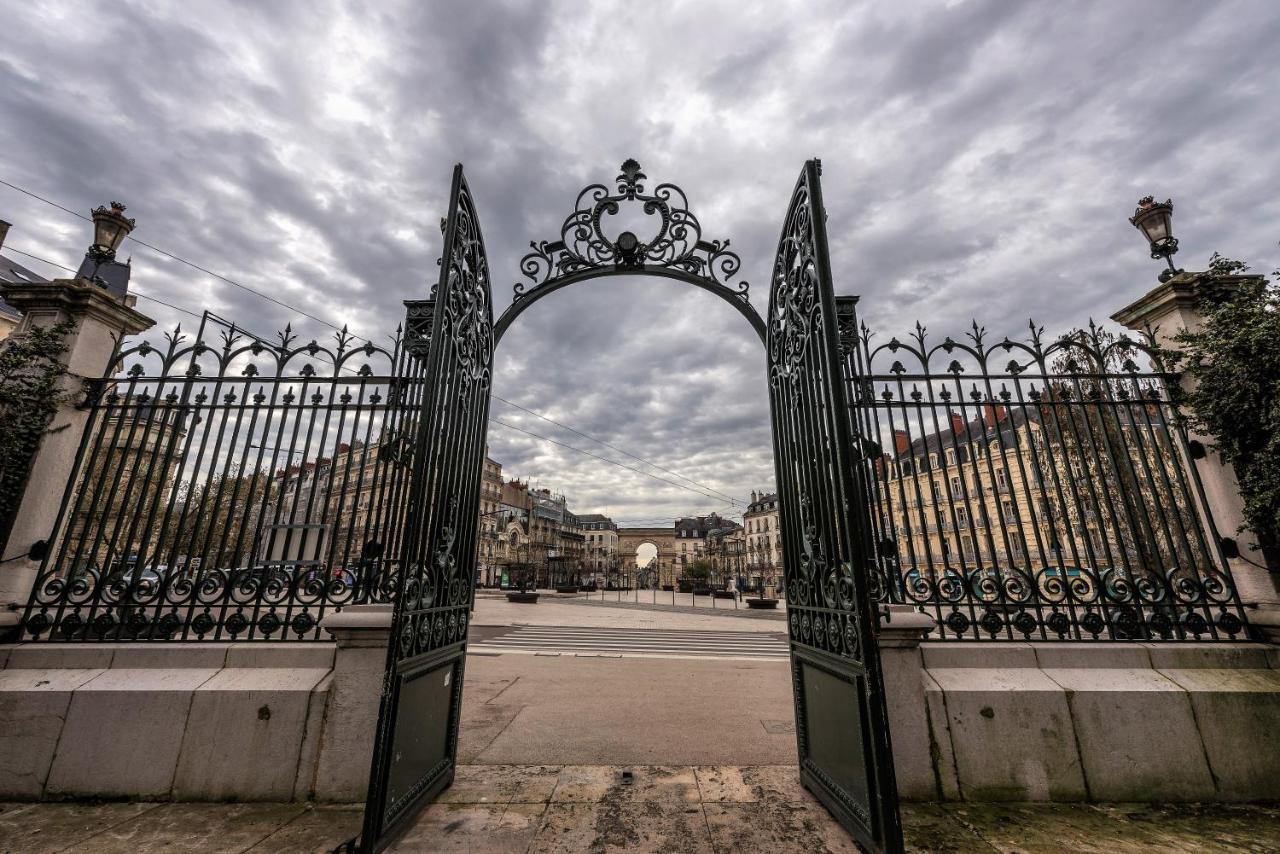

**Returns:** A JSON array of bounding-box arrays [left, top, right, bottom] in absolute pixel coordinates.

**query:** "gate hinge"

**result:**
[[1219, 537, 1240, 559], [1187, 439, 1207, 460]]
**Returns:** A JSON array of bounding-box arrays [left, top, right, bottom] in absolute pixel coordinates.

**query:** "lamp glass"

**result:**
[[94, 216, 127, 252], [1142, 212, 1169, 245]]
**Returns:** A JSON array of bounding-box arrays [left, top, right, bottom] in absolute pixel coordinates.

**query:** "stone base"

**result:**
[[886, 638, 1280, 802], [0, 642, 333, 801], [0, 606, 1276, 805]]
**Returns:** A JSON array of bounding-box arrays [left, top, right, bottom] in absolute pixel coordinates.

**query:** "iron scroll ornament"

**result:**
[[494, 159, 767, 344]]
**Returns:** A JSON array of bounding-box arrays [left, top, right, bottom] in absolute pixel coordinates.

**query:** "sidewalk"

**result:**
[[4, 766, 1277, 852], [470, 593, 784, 632], [555, 591, 789, 622]]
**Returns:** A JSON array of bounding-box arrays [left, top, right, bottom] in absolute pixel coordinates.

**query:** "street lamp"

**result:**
[[74, 201, 136, 297], [1129, 196, 1182, 283], [90, 201, 136, 259]]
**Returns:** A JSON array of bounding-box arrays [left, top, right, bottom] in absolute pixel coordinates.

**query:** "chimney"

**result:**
[[0, 220, 9, 251], [893, 430, 910, 455], [983, 404, 1007, 428], [751, 490, 758, 503], [949, 412, 966, 437]]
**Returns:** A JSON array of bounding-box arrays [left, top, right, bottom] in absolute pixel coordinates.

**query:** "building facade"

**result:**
[[529, 488, 585, 587], [578, 514, 618, 580], [872, 401, 1200, 599], [673, 512, 740, 582], [744, 491, 783, 578], [477, 454, 504, 585]]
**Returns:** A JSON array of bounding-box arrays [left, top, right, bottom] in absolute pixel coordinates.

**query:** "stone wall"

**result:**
[[0, 642, 334, 801], [885, 635, 1280, 802], [1, 616, 1277, 804]]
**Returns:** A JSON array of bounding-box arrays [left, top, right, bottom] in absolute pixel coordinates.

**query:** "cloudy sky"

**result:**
[[2, 0, 1277, 526]]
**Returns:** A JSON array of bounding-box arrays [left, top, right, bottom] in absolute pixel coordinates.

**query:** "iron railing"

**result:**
[[838, 300, 1248, 642], [20, 301, 1252, 644], [21, 311, 428, 641]]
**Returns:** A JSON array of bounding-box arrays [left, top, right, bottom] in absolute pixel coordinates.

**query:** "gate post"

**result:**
[[0, 276, 153, 635], [314, 604, 393, 802], [1112, 271, 1280, 641]]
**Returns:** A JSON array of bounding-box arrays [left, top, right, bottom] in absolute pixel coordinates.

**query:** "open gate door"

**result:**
[[358, 165, 493, 851], [766, 161, 903, 853]]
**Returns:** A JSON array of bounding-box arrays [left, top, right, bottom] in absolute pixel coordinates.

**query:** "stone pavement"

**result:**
[[459, 653, 796, 766], [3, 765, 1278, 853]]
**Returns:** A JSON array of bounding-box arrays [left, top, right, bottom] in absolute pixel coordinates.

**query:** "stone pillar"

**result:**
[[0, 279, 153, 633], [312, 603, 391, 802], [877, 605, 939, 800], [1112, 272, 1280, 641]]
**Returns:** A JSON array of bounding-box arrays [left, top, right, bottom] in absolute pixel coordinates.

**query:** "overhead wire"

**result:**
[[489, 418, 736, 506], [1, 178, 750, 505], [0, 179, 348, 331], [4, 244, 207, 321], [5, 242, 747, 506]]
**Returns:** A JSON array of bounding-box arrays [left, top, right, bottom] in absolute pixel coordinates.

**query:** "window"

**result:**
[[946, 449, 955, 466], [950, 476, 963, 499], [1002, 500, 1017, 524], [956, 506, 969, 527], [996, 468, 1009, 491]]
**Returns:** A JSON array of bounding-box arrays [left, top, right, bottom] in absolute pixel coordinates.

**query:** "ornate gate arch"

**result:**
[[493, 158, 766, 343], [359, 159, 900, 852]]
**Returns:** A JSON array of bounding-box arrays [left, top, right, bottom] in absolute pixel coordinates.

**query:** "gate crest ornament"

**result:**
[[513, 159, 749, 299], [769, 182, 820, 387]]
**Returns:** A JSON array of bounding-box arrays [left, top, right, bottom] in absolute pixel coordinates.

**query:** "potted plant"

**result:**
[[505, 570, 539, 603], [747, 567, 780, 609]]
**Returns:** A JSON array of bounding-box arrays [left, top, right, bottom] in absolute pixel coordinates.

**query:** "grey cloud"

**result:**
[[1, 0, 1277, 522]]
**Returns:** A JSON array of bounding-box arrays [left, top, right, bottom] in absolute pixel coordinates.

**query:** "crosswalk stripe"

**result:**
[[477, 641, 785, 653], [469, 625, 791, 660], [504, 628, 784, 639]]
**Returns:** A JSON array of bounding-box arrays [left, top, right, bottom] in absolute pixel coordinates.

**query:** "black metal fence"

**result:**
[[22, 311, 429, 641], [838, 299, 1247, 642], [20, 302, 1251, 644]]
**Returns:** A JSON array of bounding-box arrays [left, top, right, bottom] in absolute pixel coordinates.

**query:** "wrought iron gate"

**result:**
[[359, 165, 493, 851], [767, 162, 902, 853]]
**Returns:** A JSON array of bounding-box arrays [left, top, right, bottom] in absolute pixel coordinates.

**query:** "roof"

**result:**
[[674, 513, 739, 534], [0, 251, 48, 321], [901, 409, 1034, 461]]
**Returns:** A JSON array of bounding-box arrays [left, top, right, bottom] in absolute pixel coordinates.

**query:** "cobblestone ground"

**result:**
[[2, 765, 1277, 853]]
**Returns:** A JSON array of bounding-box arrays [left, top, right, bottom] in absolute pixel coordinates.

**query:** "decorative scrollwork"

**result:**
[[513, 158, 749, 301], [768, 176, 820, 387], [440, 180, 493, 397]]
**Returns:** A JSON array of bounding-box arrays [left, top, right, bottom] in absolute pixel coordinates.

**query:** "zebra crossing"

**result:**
[[468, 624, 790, 660]]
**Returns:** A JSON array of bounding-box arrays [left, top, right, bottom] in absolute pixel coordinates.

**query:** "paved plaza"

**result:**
[[3, 767, 1278, 852], [3, 597, 1277, 852]]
